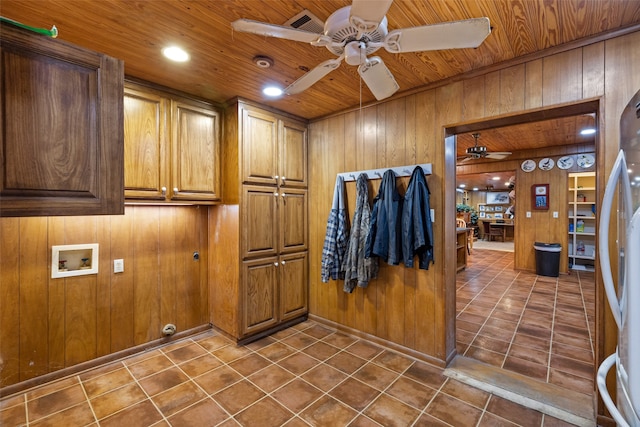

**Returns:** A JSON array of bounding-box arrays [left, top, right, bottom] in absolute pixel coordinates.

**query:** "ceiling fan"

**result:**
[[231, 0, 491, 101], [458, 133, 512, 163]]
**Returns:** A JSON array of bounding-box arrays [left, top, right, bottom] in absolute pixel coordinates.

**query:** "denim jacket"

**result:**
[[365, 169, 403, 265]]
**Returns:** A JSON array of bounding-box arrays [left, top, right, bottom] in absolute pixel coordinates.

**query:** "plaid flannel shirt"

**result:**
[[321, 176, 349, 282]]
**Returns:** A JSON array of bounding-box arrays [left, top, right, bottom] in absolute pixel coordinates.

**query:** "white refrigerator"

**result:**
[[598, 89, 640, 426]]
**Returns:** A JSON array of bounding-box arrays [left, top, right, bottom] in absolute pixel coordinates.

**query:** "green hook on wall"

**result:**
[[1, 16, 58, 37]]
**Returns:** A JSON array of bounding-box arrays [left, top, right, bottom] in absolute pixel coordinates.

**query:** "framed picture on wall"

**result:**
[[532, 184, 549, 210], [494, 213, 504, 219], [479, 204, 486, 211], [479, 212, 486, 218], [495, 206, 503, 212], [486, 191, 510, 204]]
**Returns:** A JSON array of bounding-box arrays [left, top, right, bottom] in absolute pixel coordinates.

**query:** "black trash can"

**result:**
[[534, 242, 562, 277]]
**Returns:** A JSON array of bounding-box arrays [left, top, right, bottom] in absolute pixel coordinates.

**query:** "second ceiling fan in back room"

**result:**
[[458, 133, 512, 164], [232, 0, 492, 101]]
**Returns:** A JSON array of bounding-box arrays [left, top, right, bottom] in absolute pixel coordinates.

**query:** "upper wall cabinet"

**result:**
[[242, 107, 307, 188], [0, 24, 124, 217], [124, 83, 221, 203]]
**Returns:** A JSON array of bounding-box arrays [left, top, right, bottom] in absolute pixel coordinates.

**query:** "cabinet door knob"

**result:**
[[281, 176, 286, 185], [274, 175, 279, 182], [173, 187, 179, 194], [161, 187, 167, 196], [281, 192, 286, 198], [274, 192, 279, 197], [274, 262, 279, 267], [281, 260, 286, 265]]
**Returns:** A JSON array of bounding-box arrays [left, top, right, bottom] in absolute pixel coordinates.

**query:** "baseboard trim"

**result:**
[[0, 324, 212, 399]]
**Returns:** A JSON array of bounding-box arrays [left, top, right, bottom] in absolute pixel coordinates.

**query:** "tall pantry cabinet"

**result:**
[[210, 100, 308, 342]]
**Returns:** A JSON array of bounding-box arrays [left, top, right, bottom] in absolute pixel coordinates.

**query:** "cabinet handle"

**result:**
[[173, 187, 179, 194], [161, 187, 167, 196]]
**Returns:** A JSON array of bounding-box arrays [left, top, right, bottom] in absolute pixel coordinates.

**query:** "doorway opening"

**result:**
[[444, 99, 601, 423]]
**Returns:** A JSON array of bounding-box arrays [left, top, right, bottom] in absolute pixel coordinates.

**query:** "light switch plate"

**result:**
[[114, 259, 124, 273], [526, 211, 532, 218], [553, 211, 559, 218]]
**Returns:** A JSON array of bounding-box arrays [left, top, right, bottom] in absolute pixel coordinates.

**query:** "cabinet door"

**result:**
[[0, 25, 124, 217], [242, 257, 278, 335], [124, 88, 169, 200], [242, 185, 278, 259], [279, 119, 308, 188], [279, 188, 308, 253], [171, 101, 221, 202], [279, 252, 308, 322], [242, 108, 278, 186]]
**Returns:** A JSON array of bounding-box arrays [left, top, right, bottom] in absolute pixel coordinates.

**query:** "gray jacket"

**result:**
[[342, 174, 379, 292]]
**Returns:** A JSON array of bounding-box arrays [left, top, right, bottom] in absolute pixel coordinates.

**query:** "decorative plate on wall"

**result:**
[[521, 159, 536, 172], [539, 158, 555, 171], [577, 153, 595, 168], [557, 156, 574, 169]]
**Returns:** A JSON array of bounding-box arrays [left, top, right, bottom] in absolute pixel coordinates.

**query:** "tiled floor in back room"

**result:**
[[456, 248, 595, 396], [1, 257, 590, 427]]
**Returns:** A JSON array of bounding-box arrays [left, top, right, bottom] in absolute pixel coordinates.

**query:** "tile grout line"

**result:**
[[546, 276, 560, 383]]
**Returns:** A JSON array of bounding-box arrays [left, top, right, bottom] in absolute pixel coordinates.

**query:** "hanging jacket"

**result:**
[[365, 169, 403, 265], [342, 174, 379, 293], [321, 176, 349, 282], [402, 165, 434, 269]]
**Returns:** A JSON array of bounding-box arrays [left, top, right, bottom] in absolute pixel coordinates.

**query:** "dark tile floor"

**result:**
[[1, 245, 594, 427], [456, 248, 595, 396], [0, 317, 580, 426]]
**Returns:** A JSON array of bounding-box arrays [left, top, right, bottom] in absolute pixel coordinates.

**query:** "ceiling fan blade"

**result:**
[[457, 156, 475, 164], [358, 56, 399, 101], [350, 0, 393, 31], [284, 58, 342, 94], [485, 152, 512, 160], [384, 17, 491, 53], [232, 19, 324, 43]]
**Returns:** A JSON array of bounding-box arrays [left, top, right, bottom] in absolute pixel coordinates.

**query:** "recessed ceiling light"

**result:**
[[492, 176, 500, 180], [459, 184, 466, 188], [263, 86, 283, 97], [472, 187, 479, 191], [162, 46, 190, 62], [580, 128, 596, 135]]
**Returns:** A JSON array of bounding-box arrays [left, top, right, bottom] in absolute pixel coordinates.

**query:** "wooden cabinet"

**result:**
[[124, 83, 221, 203], [211, 100, 308, 342], [0, 23, 124, 217], [242, 108, 308, 187], [568, 172, 596, 271], [456, 229, 468, 272]]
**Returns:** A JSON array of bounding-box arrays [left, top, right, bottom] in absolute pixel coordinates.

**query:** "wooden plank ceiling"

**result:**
[[3, 0, 640, 122], [1, 0, 637, 168]]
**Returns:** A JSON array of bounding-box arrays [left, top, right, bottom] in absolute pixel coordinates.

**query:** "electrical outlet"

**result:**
[[526, 211, 532, 218], [114, 259, 124, 273], [553, 211, 559, 218]]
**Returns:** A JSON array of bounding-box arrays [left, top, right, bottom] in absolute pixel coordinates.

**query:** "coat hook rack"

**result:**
[[337, 163, 432, 182]]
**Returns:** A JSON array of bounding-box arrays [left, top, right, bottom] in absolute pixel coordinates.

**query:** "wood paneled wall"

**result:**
[[0, 206, 209, 389], [307, 30, 640, 397]]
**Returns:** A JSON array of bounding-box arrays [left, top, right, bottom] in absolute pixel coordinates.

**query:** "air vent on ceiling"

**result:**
[[284, 10, 324, 34]]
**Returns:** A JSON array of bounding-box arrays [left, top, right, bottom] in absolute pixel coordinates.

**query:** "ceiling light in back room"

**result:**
[[580, 128, 596, 135], [163, 46, 190, 62]]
